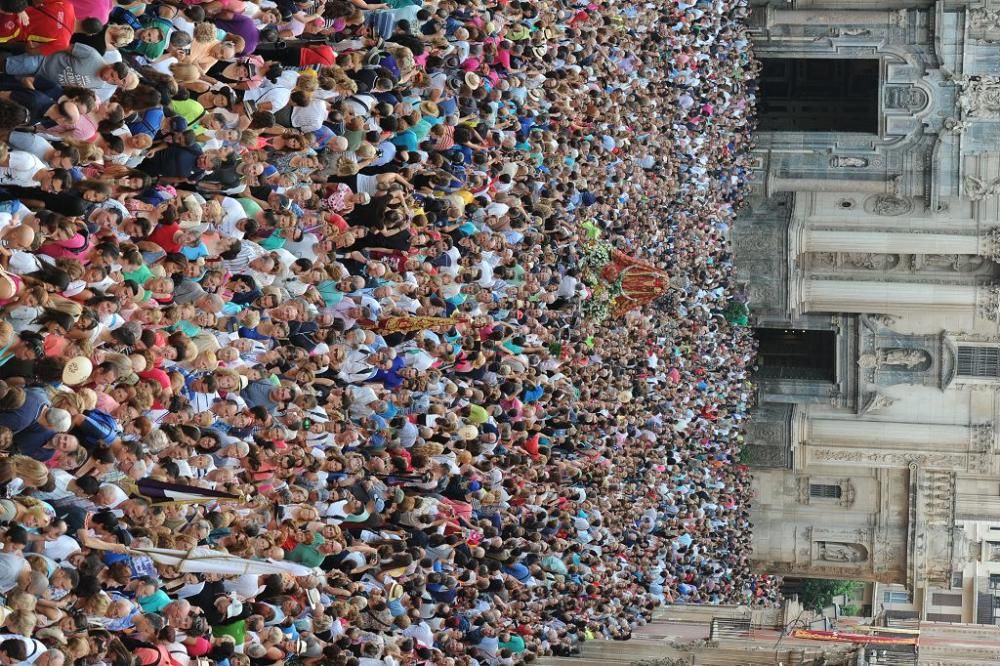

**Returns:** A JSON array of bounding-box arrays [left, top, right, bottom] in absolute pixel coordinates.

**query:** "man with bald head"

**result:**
[[0, 224, 34, 251]]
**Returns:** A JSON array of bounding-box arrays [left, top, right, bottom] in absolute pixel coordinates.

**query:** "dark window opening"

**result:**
[[957, 345, 1000, 378], [755, 328, 837, 382], [809, 483, 842, 499], [757, 58, 879, 133]]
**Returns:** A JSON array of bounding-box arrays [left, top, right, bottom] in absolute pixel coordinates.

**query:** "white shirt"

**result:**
[[291, 99, 329, 133], [42, 534, 81, 562], [0, 634, 45, 663], [0, 151, 45, 187]]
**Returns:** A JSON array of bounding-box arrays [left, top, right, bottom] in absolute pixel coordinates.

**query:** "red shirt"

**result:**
[[149, 222, 182, 253], [27, 1, 76, 55]]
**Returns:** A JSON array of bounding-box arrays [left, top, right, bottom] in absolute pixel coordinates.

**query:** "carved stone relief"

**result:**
[[964, 175, 1000, 201], [971, 423, 995, 452], [969, 7, 1000, 43], [884, 85, 929, 113], [861, 393, 895, 413], [810, 252, 902, 270], [864, 194, 912, 217], [955, 75, 1000, 117], [810, 448, 968, 469], [976, 286, 1000, 321], [830, 156, 868, 168], [912, 254, 986, 273], [817, 541, 869, 563]]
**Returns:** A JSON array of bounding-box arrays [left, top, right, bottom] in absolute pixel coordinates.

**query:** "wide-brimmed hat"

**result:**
[[63, 356, 93, 386], [420, 101, 439, 117], [464, 72, 482, 90]]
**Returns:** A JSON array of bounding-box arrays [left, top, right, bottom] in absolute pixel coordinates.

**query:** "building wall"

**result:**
[[740, 1, 1000, 626]]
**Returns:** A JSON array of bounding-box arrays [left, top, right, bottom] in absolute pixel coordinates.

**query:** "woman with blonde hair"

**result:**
[[4, 609, 37, 636], [0, 455, 49, 491], [188, 24, 241, 74], [0, 497, 52, 528]]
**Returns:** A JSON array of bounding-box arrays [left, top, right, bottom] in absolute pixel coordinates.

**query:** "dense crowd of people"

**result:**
[[0, 0, 778, 663]]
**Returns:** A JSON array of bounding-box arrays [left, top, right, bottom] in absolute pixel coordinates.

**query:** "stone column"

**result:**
[[767, 173, 895, 197], [803, 230, 980, 255], [802, 279, 979, 313], [809, 418, 972, 449]]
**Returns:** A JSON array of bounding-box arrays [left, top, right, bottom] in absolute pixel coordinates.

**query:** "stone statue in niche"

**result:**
[[881, 348, 929, 369], [818, 542, 868, 563], [830, 156, 868, 168]]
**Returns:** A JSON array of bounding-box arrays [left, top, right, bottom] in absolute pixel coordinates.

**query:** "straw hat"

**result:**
[[464, 72, 482, 90], [420, 101, 439, 117], [78, 388, 98, 412], [62, 356, 93, 386]]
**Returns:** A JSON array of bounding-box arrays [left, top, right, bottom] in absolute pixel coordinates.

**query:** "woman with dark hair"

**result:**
[[0, 98, 30, 129]]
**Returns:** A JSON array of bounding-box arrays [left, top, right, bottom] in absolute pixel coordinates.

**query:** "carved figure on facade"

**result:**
[[861, 393, 895, 413], [841, 252, 899, 270], [818, 542, 868, 563], [955, 75, 1000, 117], [857, 353, 878, 369], [979, 227, 1000, 262], [822, 27, 872, 39], [864, 194, 912, 217], [864, 313, 897, 330], [964, 175, 1000, 201], [976, 286, 1000, 321], [969, 8, 1000, 43], [811, 252, 837, 268], [881, 348, 930, 370], [944, 117, 969, 134], [884, 86, 929, 113], [830, 156, 868, 168], [811, 448, 966, 468], [915, 254, 986, 273]]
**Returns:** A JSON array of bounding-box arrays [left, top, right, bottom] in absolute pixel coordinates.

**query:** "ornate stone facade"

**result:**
[[740, 0, 1000, 627]]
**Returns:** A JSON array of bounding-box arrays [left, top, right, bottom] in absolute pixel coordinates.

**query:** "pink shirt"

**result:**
[[69, 0, 111, 21]]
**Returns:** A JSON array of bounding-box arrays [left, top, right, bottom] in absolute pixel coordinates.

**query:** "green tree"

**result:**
[[797, 579, 861, 611]]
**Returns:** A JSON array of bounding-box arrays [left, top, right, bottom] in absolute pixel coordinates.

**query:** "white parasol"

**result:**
[[127, 546, 315, 577]]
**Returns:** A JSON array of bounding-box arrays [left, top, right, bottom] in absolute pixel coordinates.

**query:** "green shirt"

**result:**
[[170, 98, 206, 131], [288, 534, 326, 567], [238, 198, 263, 219], [212, 618, 246, 643], [122, 263, 154, 285]]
